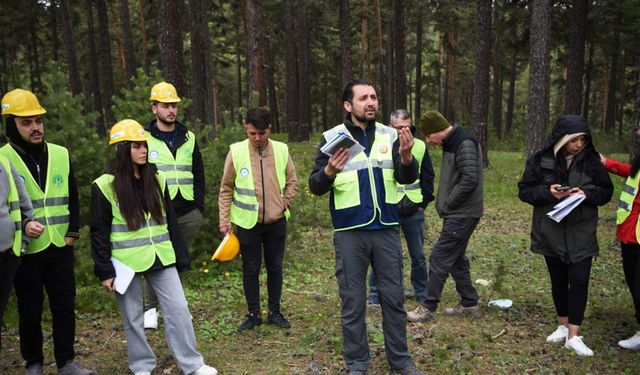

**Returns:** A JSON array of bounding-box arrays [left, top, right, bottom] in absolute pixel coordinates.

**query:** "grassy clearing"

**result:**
[[1, 143, 638, 374]]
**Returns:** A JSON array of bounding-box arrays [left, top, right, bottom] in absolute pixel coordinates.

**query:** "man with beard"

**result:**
[[142, 82, 205, 329], [0, 89, 94, 375], [308, 80, 424, 375]]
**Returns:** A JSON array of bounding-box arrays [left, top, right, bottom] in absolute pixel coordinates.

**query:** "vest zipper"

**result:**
[[259, 148, 265, 224]]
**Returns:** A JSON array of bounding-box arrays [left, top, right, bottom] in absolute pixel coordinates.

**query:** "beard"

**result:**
[[354, 112, 375, 124]]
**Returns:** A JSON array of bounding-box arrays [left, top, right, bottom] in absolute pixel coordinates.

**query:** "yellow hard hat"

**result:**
[[211, 232, 239, 262], [149, 82, 181, 103], [109, 119, 148, 145], [1, 89, 47, 117]]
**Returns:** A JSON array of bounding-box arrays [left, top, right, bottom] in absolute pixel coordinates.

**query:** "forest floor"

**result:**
[[1, 147, 639, 375]]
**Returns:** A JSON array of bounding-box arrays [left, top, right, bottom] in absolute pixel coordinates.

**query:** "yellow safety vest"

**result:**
[[326, 123, 400, 231], [146, 131, 196, 200], [617, 173, 640, 241], [0, 143, 69, 254], [0, 155, 23, 256], [229, 139, 290, 229], [397, 139, 425, 204], [94, 173, 176, 272]]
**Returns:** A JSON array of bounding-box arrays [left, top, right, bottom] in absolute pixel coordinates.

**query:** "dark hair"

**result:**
[[341, 79, 376, 104], [109, 142, 166, 231], [246, 107, 272, 130]]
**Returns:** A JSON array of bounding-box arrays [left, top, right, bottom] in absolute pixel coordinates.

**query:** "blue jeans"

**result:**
[[370, 209, 427, 300]]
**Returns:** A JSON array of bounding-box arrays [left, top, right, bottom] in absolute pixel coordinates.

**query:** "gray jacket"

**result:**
[[435, 125, 484, 218], [0, 159, 34, 253]]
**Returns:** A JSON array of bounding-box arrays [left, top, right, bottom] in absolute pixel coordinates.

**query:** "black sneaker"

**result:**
[[238, 313, 262, 332], [267, 310, 291, 329]]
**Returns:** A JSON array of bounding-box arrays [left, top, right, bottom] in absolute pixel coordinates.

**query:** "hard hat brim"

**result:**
[[109, 135, 148, 145], [211, 232, 239, 262], [2, 108, 47, 117], [151, 98, 181, 103]]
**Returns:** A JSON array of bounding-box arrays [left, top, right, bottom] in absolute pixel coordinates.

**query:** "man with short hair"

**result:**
[[218, 107, 297, 332], [368, 109, 434, 306], [309, 80, 424, 375], [143, 81, 205, 329], [407, 110, 483, 323], [0, 88, 94, 375]]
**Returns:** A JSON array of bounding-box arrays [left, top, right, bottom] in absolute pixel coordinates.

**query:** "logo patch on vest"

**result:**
[[149, 150, 159, 160], [52, 174, 64, 187], [378, 145, 389, 154], [240, 168, 250, 177]]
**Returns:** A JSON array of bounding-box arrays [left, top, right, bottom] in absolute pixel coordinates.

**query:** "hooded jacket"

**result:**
[[518, 115, 613, 263]]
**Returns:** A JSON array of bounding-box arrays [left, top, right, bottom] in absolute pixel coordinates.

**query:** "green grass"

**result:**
[[1, 147, 638, 374]]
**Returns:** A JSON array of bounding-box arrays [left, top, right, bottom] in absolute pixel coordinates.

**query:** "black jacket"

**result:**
[[518, 115, 613, 263], [146, 120, 205, 216], [90, 165, 190, 281], [435, 125, 483, 218], [308, 115, 418, 196]]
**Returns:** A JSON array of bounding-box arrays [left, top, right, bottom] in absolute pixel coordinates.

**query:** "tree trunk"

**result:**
[[492, 0, 503, 140], [284, 0, 298, 137], [158, 0, 186, 99], [339, 0, 352, 87], [117, 0, 138, 81], [375, 0, 388, 123], [526, 0, 552, 156], [29, 16, 42, 92], [96, 0, 114, 126], [189, 0, 214, 125], [604, 11, 621, 131], [505, 48, 517, 135], [264, 37, 279, 132], [85, 0, 104, 133], [562, 0, 588, 115], [60, 0, 82, 95], [295, 0, 311, 141], [50, 0, 60, 62], [630, 54, 640, 163], [582, 41, 594, 120], [138, 0, 150, 73], [472, 0, 491, 167], [245, 0, 267, 107], [414, 11, 424, 125], [393, 0, 407, 110], [236, 12, 243, 118], [359, 0, 369, 79], [437, 33, 445, 113], [445, 29, 457, 122]]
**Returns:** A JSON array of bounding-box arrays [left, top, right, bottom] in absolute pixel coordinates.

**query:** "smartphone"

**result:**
[[556, 186, 572, 192]]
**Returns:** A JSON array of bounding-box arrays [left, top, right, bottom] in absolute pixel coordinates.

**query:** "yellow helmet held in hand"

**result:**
[[149, 82, 181, 103], [1, 88, 47, 117], [109, 119, 148, 145], [211, 232, 239, 262]]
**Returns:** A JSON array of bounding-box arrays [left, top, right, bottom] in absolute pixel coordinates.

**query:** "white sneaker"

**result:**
[[143, 308, 158, 330], [192, 364, 218, 375], [618, 331, 640, 350], [546, 325, 568, 343], [564, 336, 594, 356]]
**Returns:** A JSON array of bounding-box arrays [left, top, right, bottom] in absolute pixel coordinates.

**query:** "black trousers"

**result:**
[[13, 245, 76, 368], [544, 255, 592, 326], [0, 250, 21, 355], [237, 219, 287, 315], [424, 217, 480, 311], [621, 242, 640, 325]]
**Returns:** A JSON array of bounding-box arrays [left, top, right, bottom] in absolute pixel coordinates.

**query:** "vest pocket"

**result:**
[[333, 172, 360, 209]]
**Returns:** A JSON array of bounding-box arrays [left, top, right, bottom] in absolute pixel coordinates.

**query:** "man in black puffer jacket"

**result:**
[[407, 110, 484, 323]]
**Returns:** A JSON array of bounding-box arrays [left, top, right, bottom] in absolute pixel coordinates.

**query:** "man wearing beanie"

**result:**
[[0, 89, 94, 375], [407, 110, 483, 323]]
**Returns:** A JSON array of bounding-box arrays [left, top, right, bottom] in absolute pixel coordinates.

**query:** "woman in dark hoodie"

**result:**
[[518, 115, 613, 356]]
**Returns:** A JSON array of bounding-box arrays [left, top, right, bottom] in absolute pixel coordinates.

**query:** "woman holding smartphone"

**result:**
[[518, 114, 613, 356], [90, 120, 217, 375]]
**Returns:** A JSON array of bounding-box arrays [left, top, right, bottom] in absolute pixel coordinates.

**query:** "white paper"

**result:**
[[320, 132, 365, 161], [546, 194, 586, 223], [111, 257, 135, 294]]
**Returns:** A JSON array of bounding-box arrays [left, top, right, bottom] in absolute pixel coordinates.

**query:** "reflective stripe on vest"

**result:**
[[396, 139, 425, 204], [325, 123, 400, 231], [229, 139, 290, 229], [94, 173, 176, 272], [0, 143, 70, 254], [617, 173, 640, 242], [146, 131, 196, 200], [0, 155, 22, 256]]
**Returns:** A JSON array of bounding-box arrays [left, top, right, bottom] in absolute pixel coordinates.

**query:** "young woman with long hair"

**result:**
[[90, 120, 216, 375]]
